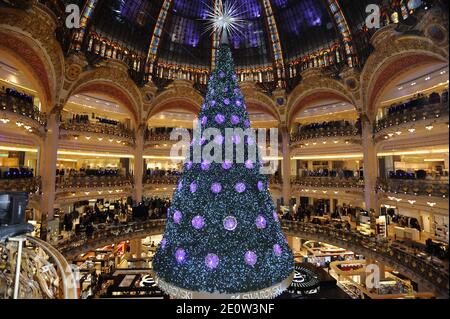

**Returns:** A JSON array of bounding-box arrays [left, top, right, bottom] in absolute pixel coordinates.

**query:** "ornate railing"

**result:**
[[377, 178, 449, 198], [291, 124, 361, 143], [55, 176, 133, 191], [0, 235, 77, 299], [145, 132, 173, 142], [0, 177, 41, 194], [0, 93, 46, 125], [143, 175, 180, 185], [53, 219, 167, 260], [375, 102, 449, 134], [291, 176, 364, 189], [60, 121, 135, 141], [282, 221, 449, 298]]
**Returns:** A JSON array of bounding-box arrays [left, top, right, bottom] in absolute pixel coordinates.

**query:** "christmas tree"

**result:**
[[152, 39, 294, 298]]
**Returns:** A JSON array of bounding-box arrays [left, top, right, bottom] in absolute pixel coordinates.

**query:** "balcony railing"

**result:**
[[282, 220, 449, 298], [54, 219, 167, 259], [0, 177, 41, 193], [60, 120, 135, 141], [145, 132, 172, 142], [291, 176, 364, 189], [377, 178, 449, 198], [56, 176, 133, 191], [375, 102, 449, 134], [291, 125, 361, 143], [143, 175, 180, 185], [0, 93, 46, 125]]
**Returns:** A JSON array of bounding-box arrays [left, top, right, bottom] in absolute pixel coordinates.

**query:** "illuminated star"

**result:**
[[204, 0, 246, 39]]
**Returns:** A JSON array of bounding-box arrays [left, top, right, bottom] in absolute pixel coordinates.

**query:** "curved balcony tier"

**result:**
[[291, 177, 364, 190], [55, 176, 133, 193], [60, 121, 135, 144], [291, 125, 361, 145], [377, 178, 449, 199], [0, 177, 41, 194], [281, 221, 449, 298]]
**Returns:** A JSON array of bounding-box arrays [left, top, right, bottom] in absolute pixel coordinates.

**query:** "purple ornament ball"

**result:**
[[173, 210, 182, 224], [190, 182, 197, 193], [219, 71, 225, 78], [235, 100, 242, 107], [211, 182, 223, 194], [245, 160, 254, 169], [273, 244, 282, 257], [215, 114, 225, 124], [205, 254, 220, 269], [273, 211, 279, 222], [231, 115, 240, 125], [192, 216, 205, 230], [201, 160, 211, 171], [255, 215, 267, 229], [222, 160, 232, 170], [244, 251, 257, 267], [224, 98, 231, 105], [235, 182, 246, 193], [160, 238, 167, 250], [257, 181, 265, 191], [175, 248, 187, 264], [201, 116, 208, 126], [215, 134, 224, 145], [223, 216, 237, 231]]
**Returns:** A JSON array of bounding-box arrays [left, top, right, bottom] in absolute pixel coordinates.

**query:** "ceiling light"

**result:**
[[427, 202, 436, 207], [388, 133, 394, 137], [85, 136, 91, 140], [408, 128, 416, 133], [333, 141, 338, 144], [440, 71, 446, 75], [395, 131, 402, 135], [411, 82, 416, 86], [0, 118, 10, 124], [398, 86, 403, 90], [322, 141, 327, 145], [425, 125, 434, 131], [425, 76, 431, 81], [408, 200, 416, 205]]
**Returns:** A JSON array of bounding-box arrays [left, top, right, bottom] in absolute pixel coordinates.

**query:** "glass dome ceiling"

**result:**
[[66, 0, 433, 86]]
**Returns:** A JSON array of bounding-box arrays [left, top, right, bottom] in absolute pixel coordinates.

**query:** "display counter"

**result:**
[[394, 226, 420, 241]]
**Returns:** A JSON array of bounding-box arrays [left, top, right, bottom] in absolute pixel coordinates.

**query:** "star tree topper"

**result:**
[[204, 0, 246, 42]]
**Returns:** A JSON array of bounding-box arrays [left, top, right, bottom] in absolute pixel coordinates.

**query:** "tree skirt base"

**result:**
[[154, 272, 294, 299]]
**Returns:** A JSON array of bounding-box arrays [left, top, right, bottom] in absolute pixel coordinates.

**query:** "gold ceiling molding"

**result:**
[[0, 4, 65, 111], [360, 13, 449, 121], [62, 59, 143, 125]]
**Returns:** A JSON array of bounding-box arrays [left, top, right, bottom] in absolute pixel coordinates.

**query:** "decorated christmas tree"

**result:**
[[152, 2, 294, 299]]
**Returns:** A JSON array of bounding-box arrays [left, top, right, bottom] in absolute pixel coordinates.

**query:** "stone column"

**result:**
[[361, 117, 378, 212], [133, 125, 145, 205], [39, 111, 60, 232], [280, 125, 291, 206]]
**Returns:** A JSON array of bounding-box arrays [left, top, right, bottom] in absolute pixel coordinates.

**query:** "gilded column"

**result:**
[[361, 116, 378, 213], [133, 124, 145, 204], [280, 125, 291, 206]]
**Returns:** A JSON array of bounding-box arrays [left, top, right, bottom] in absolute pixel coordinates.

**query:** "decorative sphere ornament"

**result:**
[[235, 182, 246, 193], [223, 87, 229, 93], [244, 251, 257, 267], [232, 74, 238, 81], [215, 134, 224, 145], [211, 182, 223, 194], [210, 100, 217, 107], [192, 216, 205, 230], [255, 215, 267, 229], [244, 119, 251, 128], [185, 161, 193, 170], [232, 134, 241, 145], [222, 160, 232, 170], [175, 248, 187, 264], [247, 136, 255, 145], [257, 181, 265, 191], [190, 182, 197, 193], [215, 114, 225, 124], [235, 99, 242, 107], [219, 71, 225, 78], [161, 238, 167, 250], [224, 98, 231, 105], [202, 103, 207, 110], [173, 210, 182, 224], [245, 160, 254, 169], [230, 115, 240, 125], [205, 254, 220, 269], [201, 116, 208, 126], [273, 244, 282, 257], [201, 160, 211, 171], [273, 211, 279, 222], [178, 181, 183, 191], [223, 216, 237, 231]]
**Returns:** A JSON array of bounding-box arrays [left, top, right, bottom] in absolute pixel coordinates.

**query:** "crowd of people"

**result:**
[[144, 168, 182, 178], [132, 197, 171, 220], [388, 169, 448, 180], [1, 86, 34, 105], [56, 168, 126, 178], [386, 90, 448, 116], [297, 168, 362, 179], [0, 167, 34, 179], [293, 119, 361, 137]]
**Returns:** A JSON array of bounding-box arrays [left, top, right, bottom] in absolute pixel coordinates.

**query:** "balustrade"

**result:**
[[291, 176, 364, 189], [56, 176, 133, 191], [60, 120, 135, 141], [377, 178, 449, 198], [0, 93, 46, 125], [0, 177, 41, 193], [291, 124, 361, 143], [376, 102, 449, 134]]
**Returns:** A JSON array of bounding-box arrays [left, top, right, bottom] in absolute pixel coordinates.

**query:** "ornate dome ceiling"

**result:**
[[63, 0, 434, 87]]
